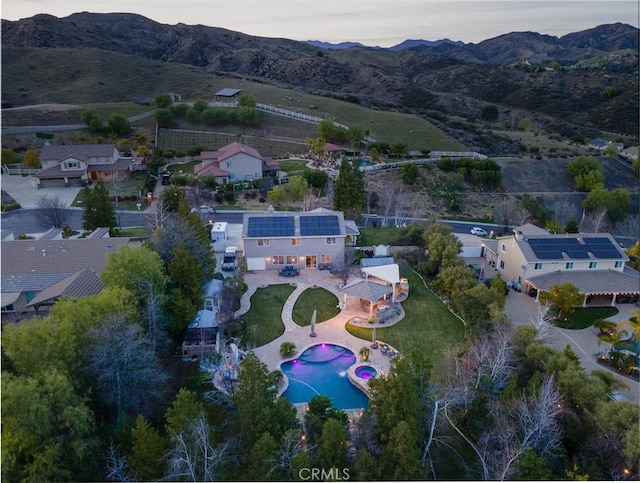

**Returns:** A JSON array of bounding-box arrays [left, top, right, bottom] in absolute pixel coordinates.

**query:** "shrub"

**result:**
[[280, 342, 297, 358], [223, 191, 235, 203]]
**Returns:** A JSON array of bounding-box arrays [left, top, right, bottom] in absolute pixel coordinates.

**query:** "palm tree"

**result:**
[[616, 309, 640, 361]]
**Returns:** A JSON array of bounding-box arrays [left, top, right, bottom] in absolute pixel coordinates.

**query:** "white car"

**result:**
[[470, 227, 488, 236], [199, 205, 214, 214]]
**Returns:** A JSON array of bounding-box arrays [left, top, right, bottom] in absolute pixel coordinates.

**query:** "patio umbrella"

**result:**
[[310, 309, 317, 337], [371, 326, 377, 348]]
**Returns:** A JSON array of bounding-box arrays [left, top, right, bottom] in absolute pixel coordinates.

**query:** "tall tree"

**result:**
[[81, 183, 116, 231], [129, 415, 167, 481], [333, 158, 365, 215], [22, 149, 41, 168], [540, 283, 583, 320], [1, 369, 99, 482], [86, 314, 168, 417], [317, 418, 350, 470]]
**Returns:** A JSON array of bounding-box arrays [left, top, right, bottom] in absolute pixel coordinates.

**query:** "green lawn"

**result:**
[[167, 161, 198, 174], [555, 306, 619, 330], [279, 159, 309, 176], [113, 227, 149, 238], [345, 269, 465, 361], [358, 227, 403, 246], [292, 287, 340, 326], [239, 284, 296, 348]]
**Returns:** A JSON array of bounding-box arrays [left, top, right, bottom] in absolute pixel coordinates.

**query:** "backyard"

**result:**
[[292, 287, 340, 326], [345, 269, 466, 368], [239, 284, 295, 348]]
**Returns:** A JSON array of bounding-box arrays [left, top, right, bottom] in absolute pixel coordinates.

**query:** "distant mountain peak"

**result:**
[[305, 38, 464, 51]]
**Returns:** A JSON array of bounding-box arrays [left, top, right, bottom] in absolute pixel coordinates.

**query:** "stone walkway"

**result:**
[[234, 269, 393, 375]]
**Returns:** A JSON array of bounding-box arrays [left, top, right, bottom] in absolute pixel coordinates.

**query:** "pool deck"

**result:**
[[235, 269, 393, 376], [236, 267, 639, 405]]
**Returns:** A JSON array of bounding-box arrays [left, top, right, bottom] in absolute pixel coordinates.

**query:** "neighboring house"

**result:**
[[1, 235, 130, 320], [35, 143, 132, 188], [483, 224, 639, 306], [181, 277, 224, 357], [620, 146, 639, 162], [194, 142, 279, 184], [587, 138, 611, 151], [242, 209, 348, 271]]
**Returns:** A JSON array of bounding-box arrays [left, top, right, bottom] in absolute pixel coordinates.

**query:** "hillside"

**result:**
[[2, 13, 638, 140]]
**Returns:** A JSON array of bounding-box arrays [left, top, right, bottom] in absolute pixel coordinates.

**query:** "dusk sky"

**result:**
[[2, 0, 638, 47]]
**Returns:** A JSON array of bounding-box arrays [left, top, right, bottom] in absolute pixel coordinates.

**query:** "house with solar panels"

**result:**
[[489, 224, 639, 306], [242, 209, 348, 271]]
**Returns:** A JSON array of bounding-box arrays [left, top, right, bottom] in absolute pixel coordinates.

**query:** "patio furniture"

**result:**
[[279, 265, 300, 277]]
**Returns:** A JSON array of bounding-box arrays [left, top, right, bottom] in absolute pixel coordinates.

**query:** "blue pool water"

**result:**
[[281, 344, 369, 409], [615, 339, 639, 358], [358, 160, 374, 168], [355, 365, 378, 379]]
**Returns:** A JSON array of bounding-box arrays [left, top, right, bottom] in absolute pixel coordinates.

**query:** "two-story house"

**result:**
[[35, 144, 131, 188], [194, 142, 279, 184], [242, 209, 349, 271], [486, 224, 638, 306]]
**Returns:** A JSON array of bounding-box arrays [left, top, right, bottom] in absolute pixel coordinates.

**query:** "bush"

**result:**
[[223, 191, 235, 203], [214, 192, 224, 204], [280, 342, 297, 358]]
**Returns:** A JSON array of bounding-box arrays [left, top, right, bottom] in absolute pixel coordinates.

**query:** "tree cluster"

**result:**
[[437, 157, 502, 191]]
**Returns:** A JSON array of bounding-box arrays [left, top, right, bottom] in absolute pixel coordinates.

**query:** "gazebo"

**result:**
[[339, 279, 393, 317], [361, 264, 401, 301]]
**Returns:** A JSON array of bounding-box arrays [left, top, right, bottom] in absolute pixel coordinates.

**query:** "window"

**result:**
[[501, 243, 506, 253], [257, 239, 270, 247], [229, 173, 235, 180], [291, 238, 301, 246], [226, 162, 231, 168], [565, 262, 574, 269], [321, 254, 331, 264], [589, 261, 597, 269], [65, 161, 79, 169], [499, 260, 505, 269], [272, 255, 284, 265], [287, 256, 297, 264], [615, 261, 623, 268], [534, 263, 543, 270], [326, 237, 336, 245], [1, 303, 15, 312]]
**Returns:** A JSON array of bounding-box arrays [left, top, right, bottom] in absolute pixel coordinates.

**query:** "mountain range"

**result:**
[[1, 13, 638, 137], [305, 39, 465, 51]]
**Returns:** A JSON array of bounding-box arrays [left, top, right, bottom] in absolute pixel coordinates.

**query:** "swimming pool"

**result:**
[[280, 344, 370, 409]]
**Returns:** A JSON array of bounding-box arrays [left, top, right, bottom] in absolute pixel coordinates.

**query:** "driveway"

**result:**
[[1, 173, 81, 209], [505, 291, 639, 403]]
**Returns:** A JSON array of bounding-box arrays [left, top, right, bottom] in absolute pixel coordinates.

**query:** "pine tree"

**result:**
[[333, 159, 365, 213], [81, 184, 115, 231]]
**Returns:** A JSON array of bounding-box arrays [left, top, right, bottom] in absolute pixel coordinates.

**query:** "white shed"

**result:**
[[211, 222, 228, 241]]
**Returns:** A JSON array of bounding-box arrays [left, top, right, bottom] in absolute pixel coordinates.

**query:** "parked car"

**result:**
[[221, 246, 238, 271], [470, 227, 488, 236], [200, 205, 215, 214]]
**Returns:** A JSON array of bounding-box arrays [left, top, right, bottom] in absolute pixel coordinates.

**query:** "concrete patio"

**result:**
[[234, 268, 394, 377]]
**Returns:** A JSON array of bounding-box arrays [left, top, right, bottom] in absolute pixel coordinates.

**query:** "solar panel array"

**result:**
[[300, 215, 341, 236], [528, 237, 621, 260], [247, 216, 295, 237]]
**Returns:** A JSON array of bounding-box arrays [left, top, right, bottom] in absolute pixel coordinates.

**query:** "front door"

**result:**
[[305, 255, 317, 269]]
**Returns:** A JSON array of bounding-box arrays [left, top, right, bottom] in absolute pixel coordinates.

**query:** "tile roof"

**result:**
[[527, 269, 639, 295], [199, 142, 263, 163], [26, 267, 104, 307], [40, 144, 116, 161], [35, 163, 85, 178], [340, 279, 392, 303], [1, 238, 130, 293]]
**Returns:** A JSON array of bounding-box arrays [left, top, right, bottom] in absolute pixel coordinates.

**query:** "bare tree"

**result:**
[[270, 429, 306, 479], [550, 200, 578, 226], [331, 248, 356, 286], [493, 199, 514, 232], [145, 198, 170, 232], [528, 303, 554, 342], [481, 376, 564, 481], [614, 213, 639, 242], [584, 208, 609, 233], [86, 314, 168, 417], [165, 416, 229, 482], [34, 195, 69, 229], [105, 442, 131, 482], [513, 207, 532, 227]]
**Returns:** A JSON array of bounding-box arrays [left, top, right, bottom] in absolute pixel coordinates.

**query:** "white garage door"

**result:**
[[246, 257, 266, 271]]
